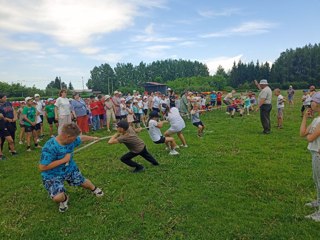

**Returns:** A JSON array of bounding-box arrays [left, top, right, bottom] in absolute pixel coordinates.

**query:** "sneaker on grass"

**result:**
[[59, 195, 69, 213], [305, 200, 320, 208], [305, 211, 320, 222], [92, 187, 104, 197], [169, 149, 179, 155], [133, 166, 145, 173], [180, 144, 188, 148]]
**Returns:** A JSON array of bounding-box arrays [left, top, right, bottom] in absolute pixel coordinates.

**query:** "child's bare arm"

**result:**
[[300, 110, 311, 137], [108, 133, 120, 144], [80, 135, 99, 142]]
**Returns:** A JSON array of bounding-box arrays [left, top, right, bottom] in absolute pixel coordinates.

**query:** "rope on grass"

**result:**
[[74, 127, 149, 153]]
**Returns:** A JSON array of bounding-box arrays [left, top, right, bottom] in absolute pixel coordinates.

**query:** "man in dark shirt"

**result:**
[[0, 93, 17, 152]]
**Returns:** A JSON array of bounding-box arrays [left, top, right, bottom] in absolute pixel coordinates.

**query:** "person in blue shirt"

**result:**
[[39, 123, 104, 213], [210, 91, 217, 107]]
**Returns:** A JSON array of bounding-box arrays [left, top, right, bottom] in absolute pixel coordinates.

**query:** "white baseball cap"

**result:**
[[25, 97, 33, 102], [34, 94, 40, 98], [259, 79, 268, 85]]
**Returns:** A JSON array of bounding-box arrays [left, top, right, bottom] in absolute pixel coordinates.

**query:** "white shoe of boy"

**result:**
[[59, 195, 69, 213], [169, 149, 179, 155], [305, 200, 320, 208], [305, 211, 320, 222], [92, 187, 104, 197]]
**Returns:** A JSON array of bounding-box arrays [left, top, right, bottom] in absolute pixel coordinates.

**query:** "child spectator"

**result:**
[[39, 123, 103, 213], [89, 95, 100, 131], [216, 91, 222, 110], [108, 120, 159, 173], [244, 94, 252, 115], [274, 88, 285, 129], [45, 98, 59, 137], [147, 111, 179, 155], [17, 101, 26, 144], [190, 104, 205, 137], [23, 97, 41, 151], [210, 91, 217, 107], [301, 90, 312, 117], [300, 92, 320, 221], [120, 98, 127, 120]]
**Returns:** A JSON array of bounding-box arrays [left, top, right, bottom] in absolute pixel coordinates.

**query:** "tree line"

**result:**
[[1, 43, 320, 98]]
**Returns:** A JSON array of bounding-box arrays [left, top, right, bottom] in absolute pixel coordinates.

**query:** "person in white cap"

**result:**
[[254, 79, 272, 134]]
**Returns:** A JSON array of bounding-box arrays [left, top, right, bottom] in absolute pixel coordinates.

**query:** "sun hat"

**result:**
[[105, 95, 111, 99], [259, 79, 268, 85], [34, 93, 40, 98], [25, 97, 33, 102], [114, 90, 119, 94]]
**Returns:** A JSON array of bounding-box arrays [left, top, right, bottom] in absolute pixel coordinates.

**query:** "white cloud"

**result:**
[[91, 53, 124, 63], [201, 21, 276, 38], [0, 34, 41, 51], [132, 23, 180, 43], [202, 55, 243, 75], [0, 0, 166, 53], [198, 8, 242, 18], [142, 45, 171, 58]]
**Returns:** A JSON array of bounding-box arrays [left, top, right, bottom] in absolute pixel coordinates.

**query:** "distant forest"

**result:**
[[1, 43, 320, 97]]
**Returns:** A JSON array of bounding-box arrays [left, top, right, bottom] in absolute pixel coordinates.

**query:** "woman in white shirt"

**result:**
[[162, 103, 188, 147], [54, 89, 75, 134]]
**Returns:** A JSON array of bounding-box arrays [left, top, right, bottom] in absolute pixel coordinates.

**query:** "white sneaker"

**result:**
[[19, 141, 23, 145], [59, 195, 69, 213], [305, 211, 320, 222], [92, 187, 104, 197], [169, 149, 179, 155], [165, 147, 170, 151], [174, 145, 180, 150], [27, 148, 31, 152], [305, 200, 320, 208], [180, 144, 188, 148]]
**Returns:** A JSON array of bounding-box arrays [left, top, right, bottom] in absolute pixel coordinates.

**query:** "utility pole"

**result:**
[[82, 76, 84, 90]]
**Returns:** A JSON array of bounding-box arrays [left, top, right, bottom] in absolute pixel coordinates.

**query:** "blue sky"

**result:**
[[0, 0, 319, 89]]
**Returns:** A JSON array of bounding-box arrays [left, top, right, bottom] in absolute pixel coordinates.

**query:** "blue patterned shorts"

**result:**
[[42, 168, 86, 198]]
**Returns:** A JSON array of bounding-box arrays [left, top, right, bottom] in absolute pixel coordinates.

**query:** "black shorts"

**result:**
[[0, 128, 11, 138], [143, 109, 148, 115], [47, 117, 58, 125], [116, 115, 121, 120], [120, 115, 127, 120], [25, 125, 36, 133], [153, 136, 166, 144], [40, 115, 44, 123], [217, 100, 222, 106], [35, 123, 41, 131], [99, 114, 104, 120], [193, 121, 204, 127]]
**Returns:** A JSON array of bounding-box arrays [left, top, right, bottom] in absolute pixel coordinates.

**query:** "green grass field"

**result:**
[[1, 92, 320, 239]]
